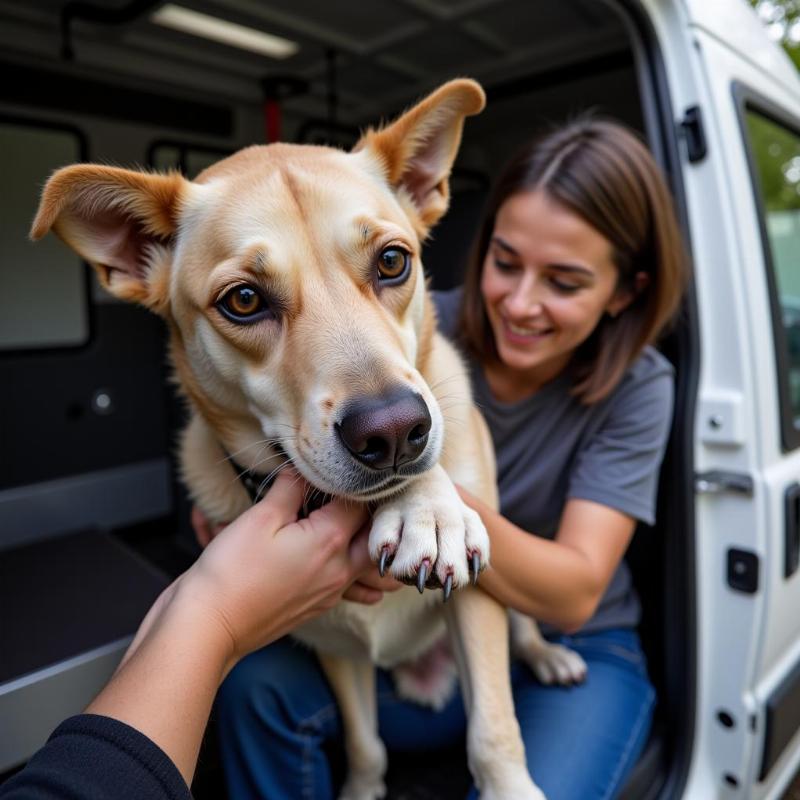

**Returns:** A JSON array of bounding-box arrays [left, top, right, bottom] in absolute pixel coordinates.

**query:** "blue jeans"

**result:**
[[216, 628, 655, 800]]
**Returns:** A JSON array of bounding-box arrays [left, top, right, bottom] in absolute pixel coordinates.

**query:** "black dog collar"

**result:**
[[226, 451, 328, 516], [228, 456, 273, 504]]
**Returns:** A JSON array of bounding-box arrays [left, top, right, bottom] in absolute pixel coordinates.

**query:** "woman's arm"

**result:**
[[460, 488, 635, 631], [463, 353, 675, 631], [86, 469, 371, 785]]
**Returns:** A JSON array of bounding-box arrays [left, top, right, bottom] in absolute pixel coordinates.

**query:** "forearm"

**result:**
[[86, 580, 233, 786], [471, 499, 602, 630]]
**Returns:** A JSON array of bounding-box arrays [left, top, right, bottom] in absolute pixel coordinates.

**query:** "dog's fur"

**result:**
[[32, 79, 584, 799]]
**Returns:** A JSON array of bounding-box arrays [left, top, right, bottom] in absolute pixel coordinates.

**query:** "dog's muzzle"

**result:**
[[335, 388, 431, 472]]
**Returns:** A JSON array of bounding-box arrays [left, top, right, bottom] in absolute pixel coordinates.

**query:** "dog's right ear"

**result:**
[[355, 79, 486, 235], [30, 164, 192, 315]]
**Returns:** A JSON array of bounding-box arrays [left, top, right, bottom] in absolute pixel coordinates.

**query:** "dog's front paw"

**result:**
[[480, 776, 547, 800], [369, 465, 489, 597], [338, 775, 386, 800]]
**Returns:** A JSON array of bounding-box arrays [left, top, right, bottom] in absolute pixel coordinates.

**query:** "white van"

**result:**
[[1, 1, 799, 797]]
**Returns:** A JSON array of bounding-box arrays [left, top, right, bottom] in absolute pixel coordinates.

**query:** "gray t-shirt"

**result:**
[[433, 288, 674, 634]]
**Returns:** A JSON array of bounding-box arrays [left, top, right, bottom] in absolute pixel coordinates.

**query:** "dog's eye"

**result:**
[[377, 247, 410, 284], [217, 285, 271, 324]]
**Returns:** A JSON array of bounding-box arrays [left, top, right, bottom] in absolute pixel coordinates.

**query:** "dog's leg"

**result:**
[[317, 653, 387, 800], [509, 609, 587, 686], [445, 591, 547, 800]]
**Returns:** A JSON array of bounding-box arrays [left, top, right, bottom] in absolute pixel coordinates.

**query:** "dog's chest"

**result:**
[[291, 587, 447, 669]]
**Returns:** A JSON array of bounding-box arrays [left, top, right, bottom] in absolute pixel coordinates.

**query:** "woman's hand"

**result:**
[[342, 568, 404, 604], [191, 505, 225, 547]]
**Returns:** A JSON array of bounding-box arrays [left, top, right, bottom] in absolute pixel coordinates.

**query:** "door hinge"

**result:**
[[695, 470, 754, 496], [679, 105, 707, 164]]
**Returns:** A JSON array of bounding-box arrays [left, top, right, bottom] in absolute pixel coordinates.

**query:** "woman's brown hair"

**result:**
[[458, 117, 689, 404]]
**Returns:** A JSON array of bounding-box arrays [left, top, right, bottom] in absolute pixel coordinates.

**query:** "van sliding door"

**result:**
[[676, 0, 800, 797]]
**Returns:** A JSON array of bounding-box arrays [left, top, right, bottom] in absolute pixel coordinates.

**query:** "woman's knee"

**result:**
[[218, 638, 333, 731], [510, 639, 656, 800]]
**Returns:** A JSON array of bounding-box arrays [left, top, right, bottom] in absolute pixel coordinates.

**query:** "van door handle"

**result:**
[[785, 483, 800, 578], [695, 470, 754, 496]]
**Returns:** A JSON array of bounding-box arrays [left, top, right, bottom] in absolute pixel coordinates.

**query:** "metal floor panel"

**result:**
[[0, 529, 169, 684]]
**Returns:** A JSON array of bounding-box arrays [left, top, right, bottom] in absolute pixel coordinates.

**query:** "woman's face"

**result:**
[[480, 190, 632, 389]]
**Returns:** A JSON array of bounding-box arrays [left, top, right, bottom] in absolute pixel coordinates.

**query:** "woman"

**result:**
[[215, 117, 688, 800]]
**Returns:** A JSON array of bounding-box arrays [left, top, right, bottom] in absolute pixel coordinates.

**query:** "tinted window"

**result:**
[[745, 109, 800, 436], [0, 121, 87, 350], [149, 142, 231, 179]]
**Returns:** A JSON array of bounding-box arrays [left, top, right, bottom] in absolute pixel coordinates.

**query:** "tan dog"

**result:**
[[32, 79, 584, 800]]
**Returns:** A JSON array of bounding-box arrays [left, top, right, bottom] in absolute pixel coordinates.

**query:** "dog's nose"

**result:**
[[336, 389, 431, 470]]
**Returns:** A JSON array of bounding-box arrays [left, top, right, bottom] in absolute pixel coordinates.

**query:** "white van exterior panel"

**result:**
[[681, 0, 800, 101]]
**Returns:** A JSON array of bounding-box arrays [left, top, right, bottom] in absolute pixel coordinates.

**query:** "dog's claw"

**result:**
[[470, 552, 481, 585], [443, 574, 453, 603], [417, 560, 430, 594], [379, 546, 390, 578]]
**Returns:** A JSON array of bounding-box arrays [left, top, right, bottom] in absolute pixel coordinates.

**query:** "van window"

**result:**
[[0, 120, 87, 350], [744, 106, 800, 445], [149, 141, 232, 179]]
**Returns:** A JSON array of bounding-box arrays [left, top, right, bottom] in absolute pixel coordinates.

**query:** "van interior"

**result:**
[[0, 1, 697, 797]]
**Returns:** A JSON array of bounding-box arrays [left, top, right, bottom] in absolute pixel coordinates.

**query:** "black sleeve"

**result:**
[[0, 714, 192, 800]]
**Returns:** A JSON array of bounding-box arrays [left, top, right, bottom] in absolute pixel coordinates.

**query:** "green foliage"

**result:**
[[750, 0, 800, 70], [746, 111, 800, 212]]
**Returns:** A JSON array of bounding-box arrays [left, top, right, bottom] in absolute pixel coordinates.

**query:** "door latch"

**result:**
[[679, 105, 707, 163], [695, 470, 754, 496]]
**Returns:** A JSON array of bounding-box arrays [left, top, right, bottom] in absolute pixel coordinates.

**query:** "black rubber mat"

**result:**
[[0, 530, 169, 683]]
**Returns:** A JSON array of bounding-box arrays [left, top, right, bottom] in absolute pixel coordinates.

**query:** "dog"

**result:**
[[32, 79, 585, 800]]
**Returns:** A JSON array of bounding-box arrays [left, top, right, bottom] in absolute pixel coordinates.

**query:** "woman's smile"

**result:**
[[500, 316, 554, 344]]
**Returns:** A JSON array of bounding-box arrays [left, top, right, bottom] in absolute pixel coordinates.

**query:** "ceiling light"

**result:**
[[151, 4, 298, 59]]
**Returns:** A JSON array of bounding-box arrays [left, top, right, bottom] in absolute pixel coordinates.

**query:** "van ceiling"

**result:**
[[0, 0, 631, 125]]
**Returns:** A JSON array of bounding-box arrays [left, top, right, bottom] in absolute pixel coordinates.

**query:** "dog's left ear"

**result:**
[[355, 79, 485, 233]]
